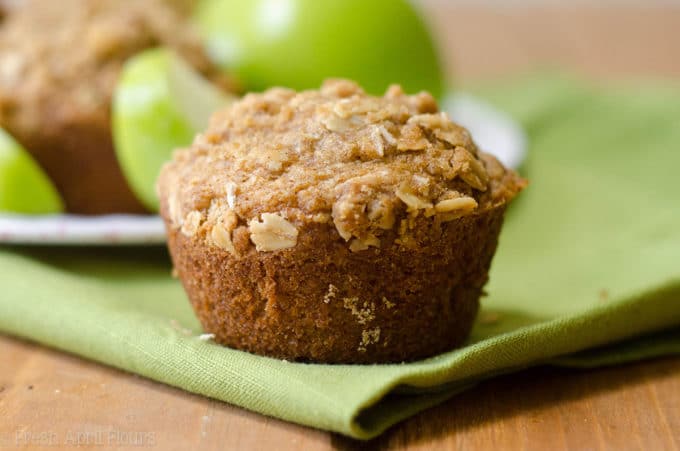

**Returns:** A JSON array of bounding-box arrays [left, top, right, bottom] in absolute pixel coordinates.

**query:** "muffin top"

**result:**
[[0, 0, 230, 137], [159, 80, 525, 254]]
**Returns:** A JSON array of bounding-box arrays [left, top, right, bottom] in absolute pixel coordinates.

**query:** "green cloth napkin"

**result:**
[[1, 75, 679, 439]]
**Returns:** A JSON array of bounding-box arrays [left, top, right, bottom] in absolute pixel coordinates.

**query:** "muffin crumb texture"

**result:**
[[161, 79, 522, 253]]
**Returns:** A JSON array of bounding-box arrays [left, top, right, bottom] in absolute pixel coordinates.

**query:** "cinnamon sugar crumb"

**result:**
[[382, 297, 395, 309], [358, 327, 381, 352], [343, 297, 375, 325], [323, 284, 339, 304]]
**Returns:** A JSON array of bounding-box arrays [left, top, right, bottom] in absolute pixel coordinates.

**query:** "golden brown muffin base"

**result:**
[[165, 201, 507, 364]]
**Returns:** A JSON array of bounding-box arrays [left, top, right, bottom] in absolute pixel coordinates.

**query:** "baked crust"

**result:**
[[165, 205, 505, 363], [159, 80, 525, 363]]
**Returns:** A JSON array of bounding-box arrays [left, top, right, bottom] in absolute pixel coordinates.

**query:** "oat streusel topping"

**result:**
[[159, 79, 522, 252]]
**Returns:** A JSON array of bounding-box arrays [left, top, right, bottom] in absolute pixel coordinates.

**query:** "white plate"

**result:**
[[0, 214, 166, 245], [444, 92, 527, 170], [0, 93, 526, 245]]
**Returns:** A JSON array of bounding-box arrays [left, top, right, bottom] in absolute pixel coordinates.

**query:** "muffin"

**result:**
[[0, 0, 232, 214], [158, 80, 526, 363]]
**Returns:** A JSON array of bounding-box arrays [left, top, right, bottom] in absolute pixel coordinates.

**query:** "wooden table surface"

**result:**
[[2, 4, 680, 450]]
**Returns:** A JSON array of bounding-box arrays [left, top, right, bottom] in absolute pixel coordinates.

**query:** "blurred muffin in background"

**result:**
[[0, 0, 233, 214]]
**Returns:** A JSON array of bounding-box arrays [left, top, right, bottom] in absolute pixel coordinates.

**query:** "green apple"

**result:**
[[194, 0, 445, 98], [113, 48, 235, 212], [0, 128, 64, 214]]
